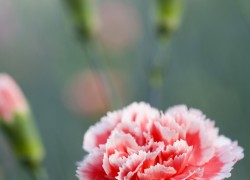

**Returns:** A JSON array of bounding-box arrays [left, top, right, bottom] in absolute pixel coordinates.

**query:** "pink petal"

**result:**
[[77, 146, 112, 180], [105, 130, 140, 156], [201, 138, 244, 180], [83, 111, 122, 152], [141, 142, 165, 170], [117, 151, 147, 180], [186, 130, 215, 166], [162, 140, 192, 160], [103, 130, 140, 177], [116, 121, 146, 146], [171, 167, 204, 180], [121, 102, 159, 130], [149, 121, 178, 145], [0, 74, 28, 122], [138, 164, 176, 180]]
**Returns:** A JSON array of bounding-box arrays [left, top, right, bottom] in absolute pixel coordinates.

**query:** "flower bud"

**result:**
[[0, 74, 28, 122], [0, 74, 44, 169], [155, 0, 183, 37], [64, 0, 99, 39]]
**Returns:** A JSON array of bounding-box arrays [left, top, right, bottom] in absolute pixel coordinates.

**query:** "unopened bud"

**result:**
[[0, 74, 28, 122], [155, 0, 183, 37], [0, 74, 44, 169], [64, 0, 99, 39]]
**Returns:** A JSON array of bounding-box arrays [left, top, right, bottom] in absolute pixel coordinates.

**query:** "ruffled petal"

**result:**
[[84, 111, 122, 152], [77, 146, 111, 180]]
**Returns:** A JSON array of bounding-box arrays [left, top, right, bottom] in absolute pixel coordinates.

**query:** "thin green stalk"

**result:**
[[148, 40, 172, 108], [137, 0, 158, 105], [29, 166, 49, 180], [141, 0, 175, 108], [141, 0, 164, 107], [94, 41, 124, 108], [81, 40, 121, 109]]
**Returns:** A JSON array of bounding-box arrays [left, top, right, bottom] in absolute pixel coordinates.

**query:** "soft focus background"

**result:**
[[0, 0, 249, 179]]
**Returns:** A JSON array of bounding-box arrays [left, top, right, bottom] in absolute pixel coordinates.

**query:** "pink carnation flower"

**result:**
[[77, 102, 244, 180], [0, 74, 28, 122]]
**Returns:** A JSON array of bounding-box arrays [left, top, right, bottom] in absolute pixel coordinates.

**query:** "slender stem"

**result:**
[[29, 166, 49, 180], [137, 0, 158, 104], [142, 0, 165, 107], [141, 0, 173, 108], [148, 40, 172, 108], [94, 41, 123, 108], [81, 42, 111, 110], [81, 40, 120, 109]]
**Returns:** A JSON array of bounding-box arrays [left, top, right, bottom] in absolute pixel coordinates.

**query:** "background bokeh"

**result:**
[[0, 0, 249, 179]]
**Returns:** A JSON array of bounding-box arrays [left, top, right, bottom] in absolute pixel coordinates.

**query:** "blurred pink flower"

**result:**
[[97, 0, 141, 51], [77, 102, 244, 180], [64, 70, 125, 117], [0, 74, 28, 122]]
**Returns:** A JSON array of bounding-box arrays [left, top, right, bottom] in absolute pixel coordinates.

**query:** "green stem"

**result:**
[[82, 40, 122, 109], [94, 41, 123, 108], [137, 0, 158, 105], [148, 40, 172, 108], [142, 0, 175, 108], [29, 166, 49, 180]]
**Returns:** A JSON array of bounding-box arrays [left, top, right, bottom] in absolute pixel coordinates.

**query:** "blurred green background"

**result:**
[[0, 0, 249, 179]]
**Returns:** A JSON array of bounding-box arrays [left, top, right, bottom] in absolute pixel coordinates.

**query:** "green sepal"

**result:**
[[0, 112, 45, 169], [64, 0, 98, 39], [155, 0, 183, 37]]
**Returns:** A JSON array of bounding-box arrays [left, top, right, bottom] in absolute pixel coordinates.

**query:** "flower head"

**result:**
[[0, 74, 28, 123], [77, 102, 244, 180]]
